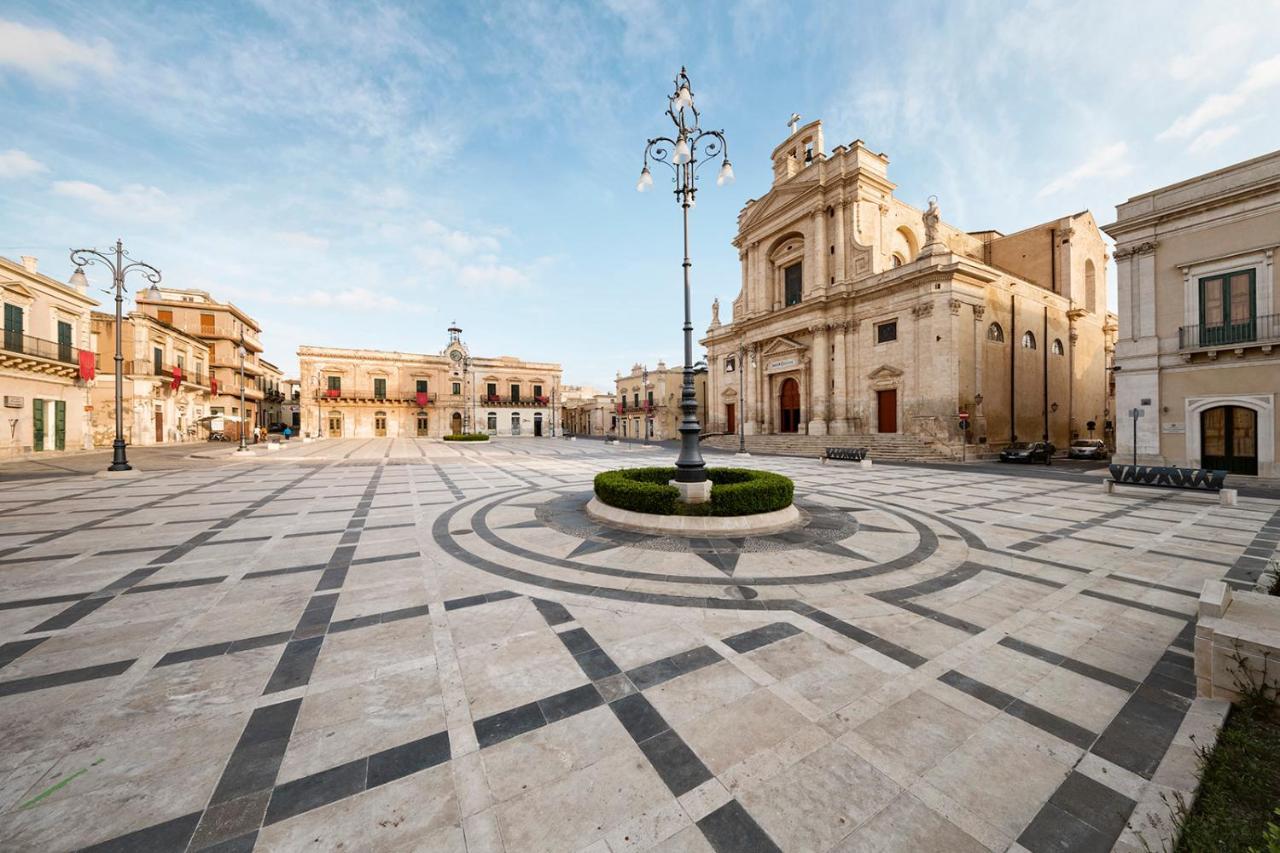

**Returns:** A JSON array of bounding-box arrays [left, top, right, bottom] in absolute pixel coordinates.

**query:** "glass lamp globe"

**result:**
[[636, 166, 653, 192], [716, 160, 735, 186], [674, 84, 693, 111], [672, 137, 691, 165]]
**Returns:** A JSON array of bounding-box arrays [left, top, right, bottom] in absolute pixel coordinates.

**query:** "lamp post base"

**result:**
[[95, 467, 141, 480], [108, 440, 131, 472], [670, 479, 712, 504]]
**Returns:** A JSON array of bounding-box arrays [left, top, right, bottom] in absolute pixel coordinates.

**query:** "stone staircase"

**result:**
[[700, 432, 955, 462]]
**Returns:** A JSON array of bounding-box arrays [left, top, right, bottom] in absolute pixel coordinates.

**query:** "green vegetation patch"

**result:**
[[443, 433, 490, 441], [1172, 671, 1280, 851], [593, 467, 794, 517]]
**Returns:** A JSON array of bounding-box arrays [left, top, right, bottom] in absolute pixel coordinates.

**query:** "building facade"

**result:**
[[298, 327, 561, 439], [613, 362, 708, 441], [701, 121, 1116, 454], [1, 256, 97, 457], [1104, 150, 1280, 477], [258, 359, 286, 429], [88, 310, 212, 445], [560, 385, 616, 436], [134, 288, 266, 442]]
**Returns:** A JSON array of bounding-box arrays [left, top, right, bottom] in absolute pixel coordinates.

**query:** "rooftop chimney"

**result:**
[[20, 256, 37, 273]]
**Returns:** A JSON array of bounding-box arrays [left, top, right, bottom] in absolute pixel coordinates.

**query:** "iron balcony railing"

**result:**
[[316, 389, 438, 404], [116, 359, 208, 387], [1179, 313, 1280, 350], [1, 330, 82, 365], [481, 395, 551, 406]]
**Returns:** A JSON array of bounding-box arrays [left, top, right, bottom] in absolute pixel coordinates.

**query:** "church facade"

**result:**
[[701, 120, 1117, 454]]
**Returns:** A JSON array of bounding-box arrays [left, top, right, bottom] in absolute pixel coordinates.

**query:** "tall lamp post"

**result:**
[[637, 67, 733, 492], [70, 239, 161, 472], [735, 344, 753, 456], [236, 322, 248, 451]]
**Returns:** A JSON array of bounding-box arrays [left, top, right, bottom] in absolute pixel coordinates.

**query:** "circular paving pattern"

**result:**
[[433, 483, 960, 606]]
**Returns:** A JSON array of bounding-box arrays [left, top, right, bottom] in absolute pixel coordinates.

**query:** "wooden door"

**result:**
[[779, 378, 801, 433], [155, 409, 164, 443], [32, 398, 43, 451], [1201, 406, 1258, 475], [726, 403, 736, 434], [876, 389, 897, 433], [451, 413, 463, 435], [55, 401, 66, 450]]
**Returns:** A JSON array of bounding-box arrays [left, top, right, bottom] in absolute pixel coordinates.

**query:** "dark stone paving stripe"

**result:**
[[626, 646, 723, 691], [0, 658, 135, 697], [79, 810, 202, 852], [938, 670, 1097, 750], [26, 596, 115, 633], [800, 608, 927, 668], [1223, 508, 1280, 589], [1017, 769, 1139, 853], [997, 637, 1141, 693], [0, 552, 78, 566], [1079, 589, 1191, 621], [722, 621, 800, 654], [0, 591, 91, 611], [697, 799, 783, 853], [0, 637, 48, 670], [125, 576, 227, 594]]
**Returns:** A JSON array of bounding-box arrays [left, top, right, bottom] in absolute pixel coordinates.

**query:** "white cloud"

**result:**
[[1188, 125, 1241, 154], [294, 287, 420, 311], [0, 19, 115, 85], [1159, 54, 1280, 141], [1036, 142, 1132, 199], [52, 180, 184, 222], [0, 148, 46, 179], [275, 230, 329, 251], [422, 219, 502, 256]]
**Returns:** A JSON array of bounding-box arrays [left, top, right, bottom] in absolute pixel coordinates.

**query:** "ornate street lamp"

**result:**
[[638, 67, 732, 491], [736, 344, 754, 456], [70, 239, 161, 472]]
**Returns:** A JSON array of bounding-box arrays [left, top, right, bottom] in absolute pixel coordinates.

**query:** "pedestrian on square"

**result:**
[[283, 426, 292, 440]]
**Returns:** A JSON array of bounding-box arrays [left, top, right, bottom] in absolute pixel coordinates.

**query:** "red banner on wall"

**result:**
[[416, 391, 428, 407], [78, 350, 95, 380], [210, 378, 218, 395], [171, 366, 182, 390]]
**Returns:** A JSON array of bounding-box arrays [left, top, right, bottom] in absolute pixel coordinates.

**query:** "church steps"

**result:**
[[700, 433, 953, 461]]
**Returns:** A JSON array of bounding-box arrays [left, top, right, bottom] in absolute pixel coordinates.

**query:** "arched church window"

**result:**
[[892, 254, 905, 268], [1051, 338, 1064, 355], [1021, 331, 1037, 350], [987, 323, 1004, 342]]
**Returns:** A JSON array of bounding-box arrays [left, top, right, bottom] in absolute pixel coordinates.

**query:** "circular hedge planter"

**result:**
[[443, 433, 490, 442], [592, 467, 794, 517]]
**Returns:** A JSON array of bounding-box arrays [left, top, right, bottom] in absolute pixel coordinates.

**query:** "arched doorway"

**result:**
[[1201, 405, 1257, 475], [374, 411, 387, 437], [450, 412, 462, 435], [327, 410, 343, 437], [779, 378, 801, 433]]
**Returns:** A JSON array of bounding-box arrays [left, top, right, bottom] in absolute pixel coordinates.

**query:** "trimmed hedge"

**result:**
[[443, 433, 490, 442], [593, 467, 793, 517]]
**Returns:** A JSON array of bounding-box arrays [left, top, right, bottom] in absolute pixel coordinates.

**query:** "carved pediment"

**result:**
[[867, 364, 904, 381], [759, 336, 807, 356], [1, 280, 36, 301], [739, 180, 820, 234]]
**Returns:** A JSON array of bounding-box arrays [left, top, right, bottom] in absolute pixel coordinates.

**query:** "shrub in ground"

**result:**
[[443, 433, 490, 442], [592, 467, 793, 516]]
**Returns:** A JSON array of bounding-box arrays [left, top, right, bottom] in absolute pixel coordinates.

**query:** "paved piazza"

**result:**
[[1, 438, 1277, 853]]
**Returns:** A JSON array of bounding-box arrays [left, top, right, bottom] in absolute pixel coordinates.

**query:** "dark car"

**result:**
[[999, 441, 1055, 464], [1068, 439, 1107, 460]]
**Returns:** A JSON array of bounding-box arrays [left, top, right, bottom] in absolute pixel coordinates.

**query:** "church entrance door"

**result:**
[[779, 378, 801, 433]]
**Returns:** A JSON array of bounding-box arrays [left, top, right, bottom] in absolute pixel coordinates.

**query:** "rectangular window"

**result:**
[[374, 377, 386, 398], [486, 382, 496, 399], [153, 346, 164, 375], [177, 354, 185, 371], [453, 382, 462, 396], [784, 263, 802, 306], [199, 313, 215, 333], [647, 391, 654, 406], [1199, 269, 1256, 346], [416, 379, 428, 393], [633, 393, 639, 409], [533, 384, 542, 399], [57, 320, 72, 362], [157, 309, 173, 325], [876, 321, 898, 344], [327, 375, 341, 392], [510, 384, 520, 402], [3, 303, 23, 352], [211, 406, 224, 416], [487, 412, 497, 431]]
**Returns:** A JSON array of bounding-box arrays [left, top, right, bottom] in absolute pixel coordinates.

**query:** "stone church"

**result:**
[[701, 120, 1117, 455]]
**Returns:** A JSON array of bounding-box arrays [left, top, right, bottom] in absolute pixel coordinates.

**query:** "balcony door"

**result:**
[[4, 303, 22, 353], [1199, 270, 1256, 347], [1201, 405, 1257, 475]]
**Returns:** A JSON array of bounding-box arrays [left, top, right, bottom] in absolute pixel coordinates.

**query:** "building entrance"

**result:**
[[1201, 405, 1258, 475], [779, 378, 801, 433], [877, 389, 898, 433]]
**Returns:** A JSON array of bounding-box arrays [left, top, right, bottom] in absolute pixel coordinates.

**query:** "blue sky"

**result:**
[[2, 1, 1278, 388]]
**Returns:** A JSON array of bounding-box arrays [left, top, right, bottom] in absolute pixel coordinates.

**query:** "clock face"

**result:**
[[450, 350, 462, 362]]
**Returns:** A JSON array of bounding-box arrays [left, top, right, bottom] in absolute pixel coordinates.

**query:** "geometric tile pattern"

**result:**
[[0, 437, 1276, 852]]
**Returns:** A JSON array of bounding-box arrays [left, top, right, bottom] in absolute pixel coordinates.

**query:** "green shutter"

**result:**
[[4, 303, 23, 352], [57, 321, 72, 362], [32, 398, 43, 451], [54, 401, 66, 450]]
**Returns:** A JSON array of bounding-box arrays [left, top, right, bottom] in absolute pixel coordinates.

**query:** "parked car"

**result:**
[[999, 441, 1055, 464], [1068, 439, 1108, 460]]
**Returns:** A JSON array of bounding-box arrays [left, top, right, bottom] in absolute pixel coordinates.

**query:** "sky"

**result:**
[[2, 0, 1279, 389]]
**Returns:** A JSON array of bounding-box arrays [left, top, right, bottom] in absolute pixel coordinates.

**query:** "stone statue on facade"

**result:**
[[919, 195, 947, 258], [710, 297, 720, 326]]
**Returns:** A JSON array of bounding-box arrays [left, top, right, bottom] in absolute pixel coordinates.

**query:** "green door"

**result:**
[[57, 321, 72, 363], [32, 398, 43, 451], [54, 401, 66, 450], [3, 303, 22, 353]]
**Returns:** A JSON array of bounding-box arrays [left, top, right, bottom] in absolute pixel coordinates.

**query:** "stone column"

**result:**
[[833, 200, 847, 282], [814, 208, 828, 293], [830, 321, 848, 434], [847, 319, 860, 431], [748, 346, 762, 434], [808, 323, 829, 434], [972, 305, 986, 437]]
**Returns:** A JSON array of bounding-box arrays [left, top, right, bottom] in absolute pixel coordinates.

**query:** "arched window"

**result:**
[[1084, 259, 1097, 314], [987, 322, 1004, 342], [1021, 331, 1037, 350], [892, 254, 906, 268], [1051, 338, 1064, 355]]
